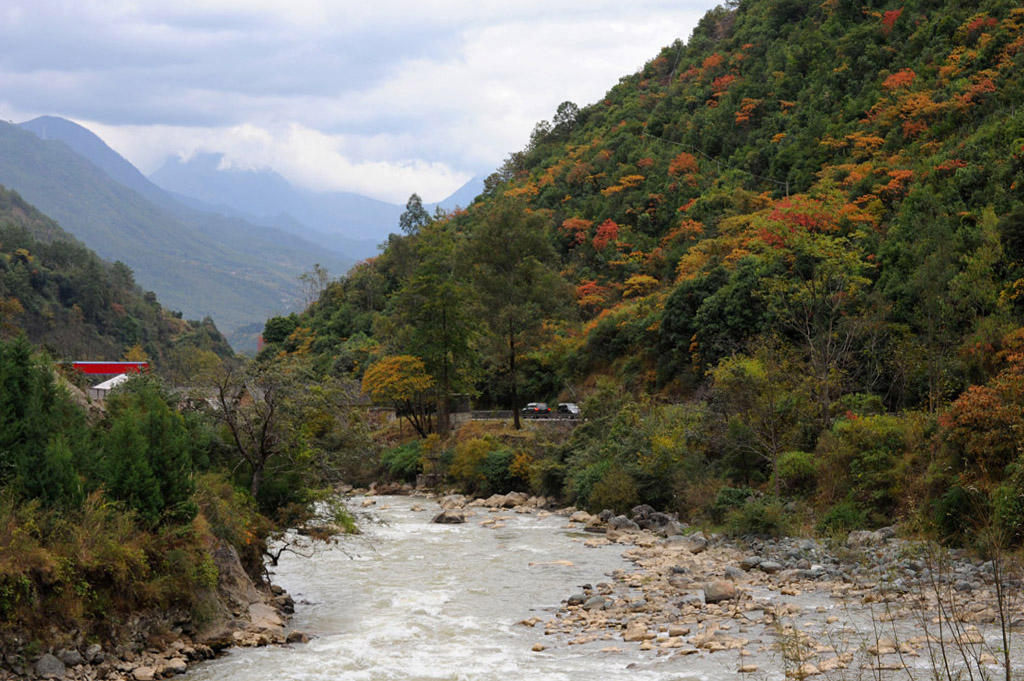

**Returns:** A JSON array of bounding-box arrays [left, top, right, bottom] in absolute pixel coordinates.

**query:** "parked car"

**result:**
[[521, 402, 550, 418], [557, 402, 580, 418]]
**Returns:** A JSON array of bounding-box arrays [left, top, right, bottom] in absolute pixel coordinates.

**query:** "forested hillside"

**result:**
[[261, 0, 1024, 544], [0, 184, 232, 368], [0, 185, 369, 661]]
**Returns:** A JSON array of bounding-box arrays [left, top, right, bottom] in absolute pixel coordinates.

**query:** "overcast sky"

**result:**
[[0, 1, 717, 204]]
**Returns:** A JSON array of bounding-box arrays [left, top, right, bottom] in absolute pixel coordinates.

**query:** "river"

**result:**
[[183, 496, 1021, 681], [184, 496, 738, 681]]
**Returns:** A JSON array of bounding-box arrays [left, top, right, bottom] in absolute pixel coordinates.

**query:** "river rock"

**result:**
[[757, 560, 783, 574], [160, 658, 188, 675], [583, 595, 610, 611], [133, 666, 157, 681], [84, 643, 104, 663], [704, 580, 737, 603], [34, 654, 65, 679], [59, 648, 84, 666], [608, 515, 640, 531], [681, 532, 708, 554], [567, 592, 588, 606], [432, 510, 466, 524], [286, 630, 310, 644], [739, 556, 762, 571], [438, 494, 467, 509], [724, 565, 745, 580], [846, 526, 896, 548], [506, 491, 529, 507], [249, 602, 285, 633], [569, 510, 594, 524]]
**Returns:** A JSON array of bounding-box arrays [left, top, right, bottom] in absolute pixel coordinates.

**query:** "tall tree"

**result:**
[[382, 221, 478, 434], [465, 198, 570, 429], [399, 193, 431, 236]]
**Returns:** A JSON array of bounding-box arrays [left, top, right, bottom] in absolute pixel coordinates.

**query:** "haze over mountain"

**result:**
[[0, 118, 354, 351], [149, 155, 485, 260]]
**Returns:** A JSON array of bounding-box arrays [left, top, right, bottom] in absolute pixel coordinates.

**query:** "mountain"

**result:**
[[434, 175, 485, 211], [149, 155, 485, 259], [0, 183, 233, 364], [1, 119, 353, 350], [150, 154, 401, 256], [260, 0, 1024, 539]]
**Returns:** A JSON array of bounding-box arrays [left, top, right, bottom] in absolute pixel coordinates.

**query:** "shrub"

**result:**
[[817, 501, 867, 537], [775, 450, 816, 497], [932, 484, 983, 544], [379, 441, 422, 482], [528, 458, 566, 498], [587, 466, 639, 515], [725, 499, 791, 537], [482, 449, 514, 495], [568, 459, 612, 509], [815, 414, 926, 527], [449, 438, 491, 495], [709, 486, 757, 523]]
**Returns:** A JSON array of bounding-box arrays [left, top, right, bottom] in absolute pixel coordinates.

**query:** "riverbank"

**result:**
[[424, 491, 1022, 679], [0, 541, 303, 681]]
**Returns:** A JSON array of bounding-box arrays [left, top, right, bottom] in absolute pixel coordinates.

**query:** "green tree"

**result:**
[[382, 221, 478, 433], [709, 345, 811, 498], [105, 378, 198, 525], [399, 193, 431, 236], [466, 198, 571, 429]]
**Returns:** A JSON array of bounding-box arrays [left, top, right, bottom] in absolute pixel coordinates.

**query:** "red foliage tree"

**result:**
[[592, 219, 620, 251]]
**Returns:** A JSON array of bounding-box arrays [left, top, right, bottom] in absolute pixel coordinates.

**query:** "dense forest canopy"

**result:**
[[259, 0, 1024, 543]]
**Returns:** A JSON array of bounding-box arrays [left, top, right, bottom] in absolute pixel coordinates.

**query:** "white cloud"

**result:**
[[3, 1, 715, 201]]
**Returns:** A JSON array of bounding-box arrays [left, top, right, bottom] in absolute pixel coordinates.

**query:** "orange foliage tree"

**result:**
[[362, 355, 435, 437]]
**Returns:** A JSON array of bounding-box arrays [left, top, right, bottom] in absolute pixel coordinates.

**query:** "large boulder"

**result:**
[[608, 515, 640, 531], [34, 654, 66, 679], [438, 494, 467, 510], [58, 648, 84, 666], [248, 602, 284, 632], [432, 510, 466, 524], [704, 580, 737, 603], [681, 532, 708, 554], [569, 510, 595, 524]]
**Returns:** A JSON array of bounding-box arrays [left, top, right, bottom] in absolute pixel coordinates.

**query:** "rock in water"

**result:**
[[432, 510, 466, 524]]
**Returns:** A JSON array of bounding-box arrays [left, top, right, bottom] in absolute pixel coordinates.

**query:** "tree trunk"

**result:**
[[250, 461, 264, 499], [510, 328, 520, 430]]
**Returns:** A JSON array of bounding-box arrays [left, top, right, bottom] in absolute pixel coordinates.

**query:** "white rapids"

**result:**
[[183, 496, 729, 681]]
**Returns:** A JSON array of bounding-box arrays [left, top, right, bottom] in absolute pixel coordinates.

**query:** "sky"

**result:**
[[0, 1, 717, 204]]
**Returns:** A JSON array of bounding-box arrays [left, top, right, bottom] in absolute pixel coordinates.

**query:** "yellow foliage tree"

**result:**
[[362, 355, 435, 437]]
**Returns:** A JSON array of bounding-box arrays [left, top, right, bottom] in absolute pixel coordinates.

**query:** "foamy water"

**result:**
[[183, 496, 738, 681]]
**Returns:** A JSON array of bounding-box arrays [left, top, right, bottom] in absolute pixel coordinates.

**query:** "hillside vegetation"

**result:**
[[260, 0, 1024, 545]]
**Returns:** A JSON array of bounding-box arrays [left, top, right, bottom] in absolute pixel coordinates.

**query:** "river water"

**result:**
[[184, 496, 740, 681]]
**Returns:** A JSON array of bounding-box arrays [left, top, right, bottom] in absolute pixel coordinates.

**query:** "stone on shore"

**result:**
[[34, 654, 66, 679], [249, 602, 285, 631], [704, 580, 737, 603], [133, 666, 157, 681], [438, 494, 467, 509]]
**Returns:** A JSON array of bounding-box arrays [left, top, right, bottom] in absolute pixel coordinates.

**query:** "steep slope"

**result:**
[[256, 0, 1024, 534], [0, 121, 351, 349], [0, 184, 232, 364]]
